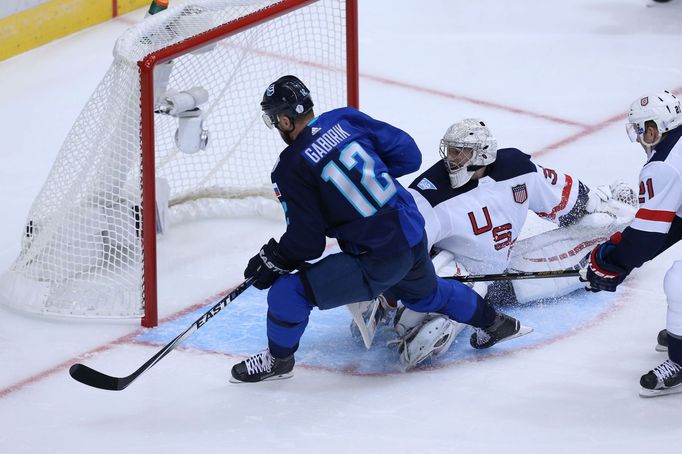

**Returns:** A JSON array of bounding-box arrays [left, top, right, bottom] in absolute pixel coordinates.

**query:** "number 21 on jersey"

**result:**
[[639, 177, 654, 204], [321, 141, 397, 217]]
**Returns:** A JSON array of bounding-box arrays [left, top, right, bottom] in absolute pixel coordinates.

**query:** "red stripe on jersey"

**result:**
[[537, 174, 573, 220], [635, 208, 676, 222]]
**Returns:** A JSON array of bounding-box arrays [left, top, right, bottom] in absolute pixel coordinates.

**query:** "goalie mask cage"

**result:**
[[0, 0, 358, 327]]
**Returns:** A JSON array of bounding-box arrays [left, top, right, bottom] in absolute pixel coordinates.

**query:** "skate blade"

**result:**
[[501, 325, 534, 344], [229, 372, 294, 384], [655, 344, 668, 353], [639, 384, 682, 398]]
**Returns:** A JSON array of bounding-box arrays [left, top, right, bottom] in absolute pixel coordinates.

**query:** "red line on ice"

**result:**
[[3, 74, 680, 397], [0, 288, 235, 399]]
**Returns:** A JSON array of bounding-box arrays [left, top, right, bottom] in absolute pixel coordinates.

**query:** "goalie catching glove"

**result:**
[[244, 238, 296, 290], [585, 184, 612, 214], [586, 180, 638, 215], [581, 232, 628, 292]]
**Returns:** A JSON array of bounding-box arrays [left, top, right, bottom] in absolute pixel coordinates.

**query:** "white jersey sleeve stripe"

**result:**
[[630, 208, 675, 233], [631, 218, 671, 234], [536, 174, 573, 221]]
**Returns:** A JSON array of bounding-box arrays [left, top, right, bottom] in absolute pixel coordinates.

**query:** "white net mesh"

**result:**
[[0, 0, 351, 320]]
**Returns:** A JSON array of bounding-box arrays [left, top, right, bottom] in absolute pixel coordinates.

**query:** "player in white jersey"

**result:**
[[350, 119, 637, 369], [582, 90, 682, 397]]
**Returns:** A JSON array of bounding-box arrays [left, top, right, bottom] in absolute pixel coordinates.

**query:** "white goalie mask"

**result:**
[[439, 119, 498, 188], [626, 90, 682, 156]]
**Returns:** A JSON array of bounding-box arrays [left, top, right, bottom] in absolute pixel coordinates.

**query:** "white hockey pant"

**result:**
[[664, 260, 682, 338]]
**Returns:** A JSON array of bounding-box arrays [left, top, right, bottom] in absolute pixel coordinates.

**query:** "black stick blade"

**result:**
[[69, 363, 132, 391], [68, 278, 254, 392]]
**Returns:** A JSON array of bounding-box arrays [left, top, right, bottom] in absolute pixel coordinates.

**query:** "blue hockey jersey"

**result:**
[[271, 107, 425, 262]]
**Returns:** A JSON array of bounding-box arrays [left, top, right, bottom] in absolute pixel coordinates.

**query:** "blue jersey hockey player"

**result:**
[[230, 75, 531, 383], [582, 90, 682, 397]]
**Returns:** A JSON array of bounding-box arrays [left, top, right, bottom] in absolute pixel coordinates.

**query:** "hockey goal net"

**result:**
[[0, 0, 358, 326]]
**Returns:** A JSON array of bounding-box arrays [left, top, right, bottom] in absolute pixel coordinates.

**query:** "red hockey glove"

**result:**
[[581, 232, 628, 292]]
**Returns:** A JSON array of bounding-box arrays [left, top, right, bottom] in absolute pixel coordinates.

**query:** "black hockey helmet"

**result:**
[[260, 75, 314, 129]]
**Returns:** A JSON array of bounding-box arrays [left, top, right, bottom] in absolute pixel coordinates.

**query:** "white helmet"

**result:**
[[626, 90, 682, 150], [440, 119, 497, 188]]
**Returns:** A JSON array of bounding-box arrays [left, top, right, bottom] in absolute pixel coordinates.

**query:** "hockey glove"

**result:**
[[244, 238, 296, 290], [585, 184, 612, 214], [581, 232, 628, 292]]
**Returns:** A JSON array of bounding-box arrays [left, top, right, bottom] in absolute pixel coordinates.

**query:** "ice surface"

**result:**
[[1, 1, 682, 453]]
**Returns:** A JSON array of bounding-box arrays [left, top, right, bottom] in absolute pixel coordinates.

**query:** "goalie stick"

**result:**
[[69, 277, 254, 391], [446, 269, 581, 283], [347, 298, 382, 349]]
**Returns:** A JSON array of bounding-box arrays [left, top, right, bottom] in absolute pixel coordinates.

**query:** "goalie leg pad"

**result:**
[[511, 276, 584, 305], [508, 207, 633, 303], [431, 248, 488, 297], [395, 314, 463, 370], [393, 306, 428, 338]]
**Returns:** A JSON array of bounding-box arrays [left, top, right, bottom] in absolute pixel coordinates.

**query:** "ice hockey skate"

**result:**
[[656, 329, 668, 352], [470, 313, 533, 349], [230, 349, 295, 383], [639, 359, 682, 397]]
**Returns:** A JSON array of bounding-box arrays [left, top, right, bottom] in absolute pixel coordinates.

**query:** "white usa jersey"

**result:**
[[608, 126, 682, 271], [408, 148, 589, 274]]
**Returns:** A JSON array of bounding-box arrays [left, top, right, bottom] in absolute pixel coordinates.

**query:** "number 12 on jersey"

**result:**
[[321, 141, 397, 217]]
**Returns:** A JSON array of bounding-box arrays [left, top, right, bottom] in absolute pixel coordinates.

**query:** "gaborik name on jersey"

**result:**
[[303, 123, 351, 164]]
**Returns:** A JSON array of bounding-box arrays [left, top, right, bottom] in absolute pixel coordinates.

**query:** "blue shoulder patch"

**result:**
[[486, 148, 536, 182], [416, 177, 437, 191], [408, 161, 478, 207]]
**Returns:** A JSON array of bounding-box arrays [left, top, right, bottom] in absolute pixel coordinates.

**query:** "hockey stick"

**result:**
[[69, 277, 254, 391], [347, 299, 381, 349], [446, 269, 581, 283]]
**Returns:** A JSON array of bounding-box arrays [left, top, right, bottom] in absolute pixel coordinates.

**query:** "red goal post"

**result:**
[[0, 0, 358, 327], [138, 0, 358, 326]]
